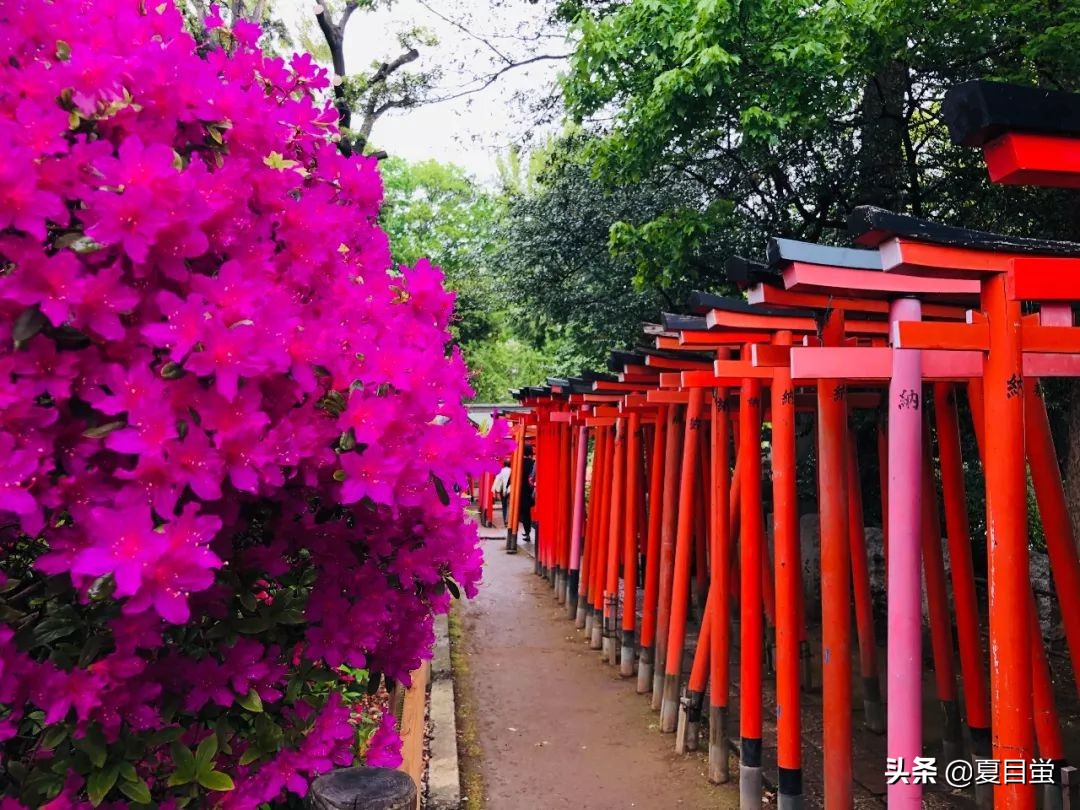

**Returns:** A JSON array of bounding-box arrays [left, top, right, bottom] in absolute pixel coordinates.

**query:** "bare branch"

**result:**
[[415, 0, 512, 65], [424, 53, 570, 105]]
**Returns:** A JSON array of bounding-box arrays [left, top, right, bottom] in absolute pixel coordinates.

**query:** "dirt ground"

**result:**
[[455, 525, 732, 810]]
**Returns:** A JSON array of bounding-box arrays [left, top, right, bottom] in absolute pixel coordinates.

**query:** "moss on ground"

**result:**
[[447, 604, 486, 810]]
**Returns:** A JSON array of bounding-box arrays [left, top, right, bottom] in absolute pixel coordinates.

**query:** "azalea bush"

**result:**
[[0, 2, 502, 807]]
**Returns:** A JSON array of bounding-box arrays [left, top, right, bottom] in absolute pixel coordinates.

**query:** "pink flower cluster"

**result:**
[[0, 1, 505, 807]]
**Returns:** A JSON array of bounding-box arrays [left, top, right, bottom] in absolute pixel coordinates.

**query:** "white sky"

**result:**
[[279, 1, 569, 183]]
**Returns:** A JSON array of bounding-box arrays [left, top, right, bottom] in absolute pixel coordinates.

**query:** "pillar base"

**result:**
[[566, 571, 579, 619], [620, 641, 635, 677], [601, 635, 613, 662], [739, 765, 762, 810], [675, 697, 690, 754], [1043, 759, 1070, 810], [659, 674, 679, 732], [589, 622, 602, 650], [684, 690, 703, 752], [650, 660, 665, 711], [636, 648, 653, 694], [777, 768, 803, 810], [941, 699, 962, 762], [971, 727, 992, 809], [708, 706, 730, 784], [574, 601, 587, 629]]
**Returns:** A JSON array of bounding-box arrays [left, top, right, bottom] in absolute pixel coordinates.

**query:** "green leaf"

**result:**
[[55, 40, 71, 60], [87, 765, 119, 807], [168, 741, 196, 786], [430, 472, 451, 506], [238, 747, 262, 766], [41, 725, 68, 750], [236, 689, 263, 713], [13, 306, 47, 343], [76, 727, 108, 769], [195, 734, 218, 769], [118, 776, 152, 805], [275, 609, 305, 625], [82, 421, 125, 439], [197, 770, 235, 791], [233, 616, 271, 634]]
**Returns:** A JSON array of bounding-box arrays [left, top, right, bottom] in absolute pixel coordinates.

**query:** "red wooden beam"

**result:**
[[748, 283, 969, 320], [644, 355, 715, 371], [893, 321, 990, 351], [789, 347, 983, 380], [680, 330, 775, 346], [783, 260, 980, 298], [593, 380, 656, 392], [983, 132, 1080, 188], [647, 390, 691, 404], [713, 358, 772, 379], [879, 238, 1019, 277], [705, 308, 817, 333], [1007, 257, 1080, 300]]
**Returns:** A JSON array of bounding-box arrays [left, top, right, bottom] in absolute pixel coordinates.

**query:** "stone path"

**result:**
[[454, 524, 733, 809]]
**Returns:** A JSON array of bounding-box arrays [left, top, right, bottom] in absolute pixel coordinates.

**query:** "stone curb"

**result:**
[[427, 613, 460, 810]]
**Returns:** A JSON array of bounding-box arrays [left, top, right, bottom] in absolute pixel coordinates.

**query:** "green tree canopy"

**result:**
[[557, 0, 1080, 277]]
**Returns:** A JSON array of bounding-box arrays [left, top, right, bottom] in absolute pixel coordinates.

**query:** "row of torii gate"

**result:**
[[497, 81, 1080, 809]]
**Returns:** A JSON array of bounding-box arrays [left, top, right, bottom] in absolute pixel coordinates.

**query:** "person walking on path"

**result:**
[[492, 458, 511, 528], [508, 446, 535, 554]]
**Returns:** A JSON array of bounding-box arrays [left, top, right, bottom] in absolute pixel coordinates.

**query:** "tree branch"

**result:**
[[415, 0, 512, 65], [367, 48, 420, 87], [423, 53, 570, 105]]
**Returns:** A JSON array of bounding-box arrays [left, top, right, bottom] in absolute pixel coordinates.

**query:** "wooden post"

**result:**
[[661, 389, 705, 732], [846, 427, 884, 735], [771, 331, 802, 809], [638, 405, 668, 693], [920, 427, 962, 762], [621, 411, 642, 675], [982, 273, 1035, 810], [708, 392, 732, 784], [568, 425, 589, 620], [653, 407, 684, 710], [603, 419, 626, 664], [887, 297, 923, 809], [739, 373, 765, 809], [818, 311, 853, 809], [934, 381, 992, 803]]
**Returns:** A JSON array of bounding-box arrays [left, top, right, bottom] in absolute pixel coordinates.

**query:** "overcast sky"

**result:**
[[281, 1, 569, 183]]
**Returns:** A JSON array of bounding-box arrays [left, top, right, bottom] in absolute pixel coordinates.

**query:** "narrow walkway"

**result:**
[[456, 525, 735, 809]]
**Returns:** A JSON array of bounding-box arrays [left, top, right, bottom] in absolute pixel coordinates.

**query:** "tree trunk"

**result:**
[[853, 60, 909, 211]]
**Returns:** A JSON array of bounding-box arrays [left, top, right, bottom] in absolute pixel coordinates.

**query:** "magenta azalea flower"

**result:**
[[0, 1, 506, 806]]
